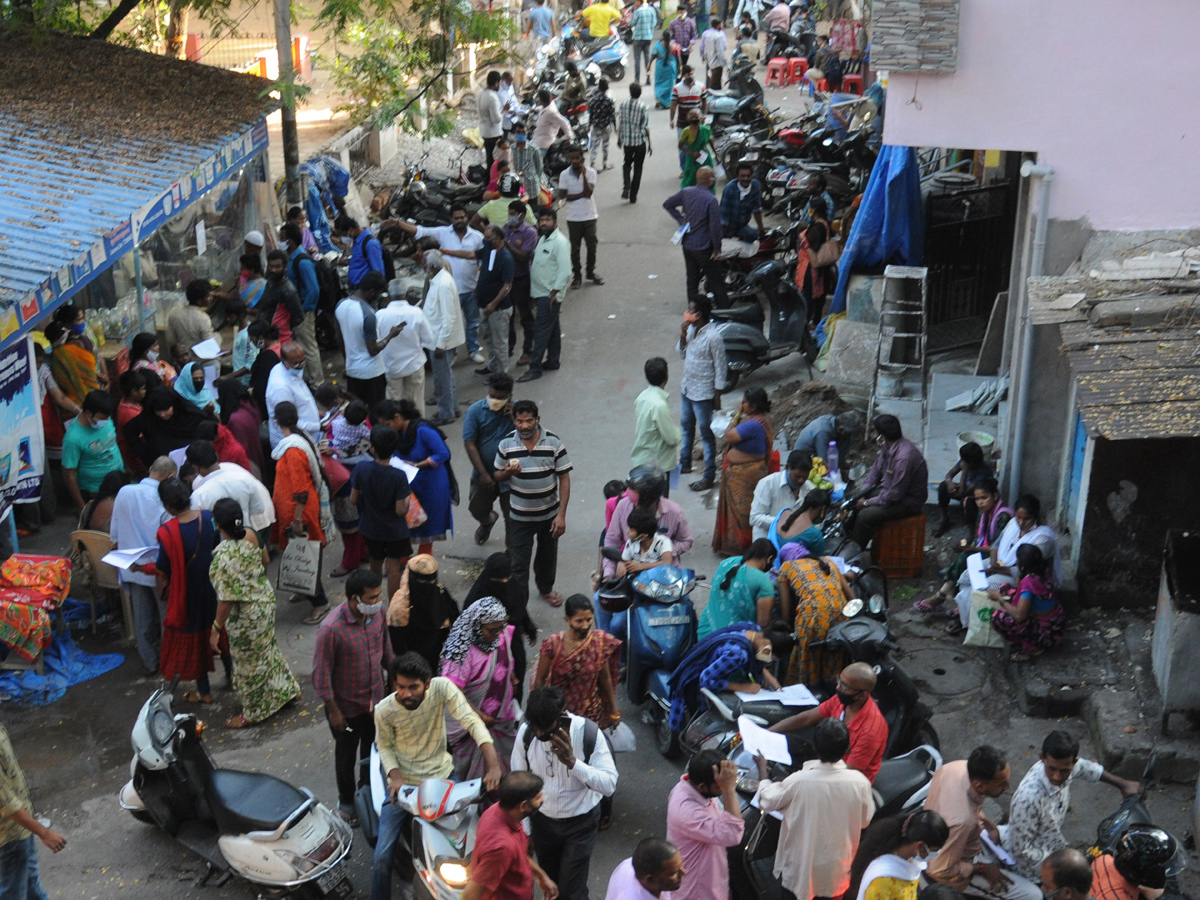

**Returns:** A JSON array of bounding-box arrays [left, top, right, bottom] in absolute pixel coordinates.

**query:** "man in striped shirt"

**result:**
[[617, 82, 653, 203], [494, 399, 573, 609]]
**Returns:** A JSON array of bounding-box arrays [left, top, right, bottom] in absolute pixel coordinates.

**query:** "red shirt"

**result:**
[[818, 694, 887, 783], [470, 803, 533, 900]]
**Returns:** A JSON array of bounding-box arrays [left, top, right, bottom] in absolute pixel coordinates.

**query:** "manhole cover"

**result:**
[[903, 647, 987, 696]]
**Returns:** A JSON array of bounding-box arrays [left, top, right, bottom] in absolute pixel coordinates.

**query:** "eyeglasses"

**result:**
[[835, 679, 864, 697]]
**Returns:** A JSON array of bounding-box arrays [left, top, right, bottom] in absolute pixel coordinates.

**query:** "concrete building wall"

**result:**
[[881, 0, 1200, 233]]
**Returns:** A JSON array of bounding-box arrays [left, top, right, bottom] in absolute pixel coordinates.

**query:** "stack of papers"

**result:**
[[737, 715, 792, 765], [101, 547, 158, 570], [735, 684, 819, 706], [967, 553, 989, 591]]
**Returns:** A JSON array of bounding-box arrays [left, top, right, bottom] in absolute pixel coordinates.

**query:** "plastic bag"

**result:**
[[406, 493, 428, 529], [963, 589, 1004, 649], [606, 722, 637, 752]]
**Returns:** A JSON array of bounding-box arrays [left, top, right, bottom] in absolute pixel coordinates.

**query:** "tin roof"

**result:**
[[0, 32, 275, 341]]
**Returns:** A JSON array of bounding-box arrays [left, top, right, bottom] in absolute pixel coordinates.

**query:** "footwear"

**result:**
[[336, 805, 359, 828], [517, 353, 531, 366], [182, 690, 214, 704], [912, 595, 945, 613], [475, 511, 499, 545], [302, 605, 332, 625], [474, 366, 492, 377], [542, 363, 560, 371], [621, 188, 629, 199], [470, 351, 486, 364], [945, 620, 965, 636], [679, 463, 693, 474], [630, 197, 637, 203], [599, 815, 612, 831], [570, 276, 583, 289], [329, 565, 354, 578], [541, 591, 564, 608], [517, 371, 542, 383], [224, 714, 253, 729], [689, 478, 715, 491], [288, 593, 310, 604], [429, 416, 456, 426], [587, 274, 605, 285]]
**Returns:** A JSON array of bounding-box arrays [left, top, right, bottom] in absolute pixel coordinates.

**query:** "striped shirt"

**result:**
[[495, 427, 573, 521], [617, 98, 650, 147], [373, 677, 493, 784]]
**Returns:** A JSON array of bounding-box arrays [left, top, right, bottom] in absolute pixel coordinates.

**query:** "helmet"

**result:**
[[499, 172, 521, 197], [627, 465, 667, 507], [1114, 826, 1184, 889]]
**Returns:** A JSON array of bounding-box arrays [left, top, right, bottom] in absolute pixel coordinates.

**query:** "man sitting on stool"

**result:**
[[849, 414, 928, 550]]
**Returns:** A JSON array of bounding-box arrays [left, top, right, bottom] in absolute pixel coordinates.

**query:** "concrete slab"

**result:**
[[1084, 691, 1200, 782], [826, 320, 881, 389], [844, 274, 885, 325]]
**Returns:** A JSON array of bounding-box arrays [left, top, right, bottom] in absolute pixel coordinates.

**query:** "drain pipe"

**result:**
[[1007, 160, 1055, 501]]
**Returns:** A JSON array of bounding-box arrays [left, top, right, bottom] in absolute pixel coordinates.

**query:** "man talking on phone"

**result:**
[[512, 687, 618, 900], [371, 652, 503, 900], [375, 279, 436, 406]]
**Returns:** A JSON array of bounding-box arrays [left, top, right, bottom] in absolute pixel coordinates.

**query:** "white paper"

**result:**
[[169, 447, 188, 470], [389, 458, 421, 482], [981, 831, 1015, 867], [749, 790, 785, 820], [737, 715, 792, 764], [204, 364, 218, 396], [967, 553, 989, 591], [671, 222, 690, 245], [191, 337, 224, 360], [735, 683, 819, 707], [101, 546, 158, 569], [710, 412, 733, 434], [829, 555, 848, 574], [195, 221, 207, 256]]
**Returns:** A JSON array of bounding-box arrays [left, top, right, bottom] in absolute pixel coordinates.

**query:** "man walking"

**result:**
[[335, 271, 402, 410], [444, 224, 514, 377], [375, 280, 435, 405], [532, 89, 575, 162], [512, 687, 618, 900], [525, 0, 555, 42], [372, 652, 501, 900], [265, 342, 322, 447], [669, 6, 698, 65], [663, 167, 726, 306], [312, 570, 394, 826], [463, 373, 515, 545], [111, 455, 176, 674], [0, 722, 67, 898], [419, 248, 466, 426], [617, 83, 652, 203], [754, 719, 874, 900], [720, 162, 765, 241], [669, 67, 707, 170], [605, 839, 687, 900], [666, 751, 744, 900], [698, 18, 728, 89], [676, 297, 726, 492], [282, 221, 324, 383], [521, 207, 572, 383], [462, 772, 559, 900], [558, 146, 603, 289], [631, 357, 682, 486], [479, 71, 505, 171], [502, 199, 539, 366], [588, 78, 616, 171], [494, 399, 572, 609], [630, 0, 659, 83]]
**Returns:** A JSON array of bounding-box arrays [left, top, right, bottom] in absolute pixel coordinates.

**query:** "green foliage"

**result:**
[[0, 0, 98, 32]]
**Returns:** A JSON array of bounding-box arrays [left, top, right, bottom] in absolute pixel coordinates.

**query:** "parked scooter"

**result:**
[[119, 677, 353, 896], [354, 745, 483, 900], [711, 259, 813, 388], [562, 21, 630, 81]]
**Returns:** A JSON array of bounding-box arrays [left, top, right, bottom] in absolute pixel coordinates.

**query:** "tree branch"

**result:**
[[90, 0, 148, 39]]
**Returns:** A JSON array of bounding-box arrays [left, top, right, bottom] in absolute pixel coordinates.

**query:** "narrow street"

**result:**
[[12, 85, 1198, 898]]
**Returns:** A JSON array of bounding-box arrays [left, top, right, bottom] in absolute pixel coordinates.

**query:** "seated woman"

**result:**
[[916, 478, 1011, 614], [697, 539, 777, 638], [779, 555, 855, 688], [78, 470, 128, 532], [935, 440, 993, 536], [990, 544, 1064, 660], [713, 388, 774, 556], [667, 623, 793, 732], [769, 488, 832, 559]]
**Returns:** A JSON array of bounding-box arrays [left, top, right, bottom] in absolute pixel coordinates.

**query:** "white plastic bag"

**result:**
[[606, 722, 637, 752]]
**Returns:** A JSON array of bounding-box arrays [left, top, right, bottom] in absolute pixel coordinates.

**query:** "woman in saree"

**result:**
[[652, 28, 680, 108], [698, 538, 777, 638], [779, 554, 854, 688], [795, 195, 837, 329], [124, 387, 212, 463], [990, 544, 1065, 660], [218, 379, 266, 477], [465, 552, 537, 694], [439, 597, 519, 781], [915, 477, 1011, 614], [271, 401, 333, 623], [174, 361, 219, 416], [49, 312, 105, 405], [386, 554, 459, 671], [678, 108, 716, 189], [713, 388, 774, 556], [769, 489, 832, 559], [951, 493, 1062, 634], [209, 498, 301, 728], [130, 332, 178, 390]]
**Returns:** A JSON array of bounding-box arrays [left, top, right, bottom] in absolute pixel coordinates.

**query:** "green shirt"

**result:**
[[0, 724, 32, 846], [530, 229, 573, 299], [61, 417, 123, 492], [477, 198, 536, 227], [698, 555, 776, 639], [631, 385, 682, 473]]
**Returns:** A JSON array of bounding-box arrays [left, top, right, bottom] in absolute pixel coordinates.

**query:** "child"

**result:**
[[333, 400, 371, 459], [617, 507, 674, 578], [989, 544, 1064, 660], [227, 300, 257, 386], [594, 479, 631, 591], [349, 425, 413, 599]]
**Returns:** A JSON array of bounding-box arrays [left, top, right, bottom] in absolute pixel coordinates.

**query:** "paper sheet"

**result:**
[[191, 337, 224, 360], [101, 547, 158, 569], [967, 553, 989, 591], [981, 830, 1015, 867], [737, 715, 792, 764], [735, 683, 819, 707], [169, 447, 188, 470], [389, 458, 421, 482], [749, 791, 785, 820]]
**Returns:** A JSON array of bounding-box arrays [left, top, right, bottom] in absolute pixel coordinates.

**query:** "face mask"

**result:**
[[514, 132, 526, 142], [88, 419, 106, 431], [914, 844, 933, 864], [486, 396, 509, 412], [755, 647, 773, 663], [71, 322, 86, 336], [836, 690, 859, 707], [287, 365, 305, 379], [357, 599, 384, 617], [684, 78, 694, 86], [507, 215, 521, 227], [147, 349, 159, 362]]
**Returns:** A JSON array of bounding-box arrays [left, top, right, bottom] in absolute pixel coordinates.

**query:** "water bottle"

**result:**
[[827, 440, 840, 481]]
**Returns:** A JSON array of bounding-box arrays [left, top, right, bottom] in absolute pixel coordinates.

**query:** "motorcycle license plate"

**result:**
[[647, 615, 691, 626], [318, 868, 353, 897]]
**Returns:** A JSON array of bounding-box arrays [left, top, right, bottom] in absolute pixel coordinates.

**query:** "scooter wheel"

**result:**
[[656, 712, 682, 759], [605, 63, 625, 82]]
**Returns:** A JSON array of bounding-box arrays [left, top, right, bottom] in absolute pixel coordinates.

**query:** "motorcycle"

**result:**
[[354, 745, 483, 900], [711, 259, 813, 389], [119, 677, 353, 897], [562, 21, 630, 81]]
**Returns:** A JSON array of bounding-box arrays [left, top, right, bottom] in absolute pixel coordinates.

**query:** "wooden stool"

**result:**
[[872, 514, 926, 578], [788, 58, 809, 84], [765, 58, 790, 87], [841, 74, 863, 95]]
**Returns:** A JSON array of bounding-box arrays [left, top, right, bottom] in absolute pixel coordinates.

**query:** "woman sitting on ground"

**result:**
[[770, 488, 832, 559], [697, 539, 778, 637], [713, 388, 774, 556], [915, 477, 1011, 614], [990, 544, 1064, 660]]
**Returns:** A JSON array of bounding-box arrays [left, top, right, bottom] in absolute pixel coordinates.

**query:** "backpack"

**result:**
[[368, 234, 396, 282], [521, 716, 601, 761]]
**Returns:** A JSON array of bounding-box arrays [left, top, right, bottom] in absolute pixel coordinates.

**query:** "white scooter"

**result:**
[[355, 745, 483, 900], [118, 677, 353, 897]]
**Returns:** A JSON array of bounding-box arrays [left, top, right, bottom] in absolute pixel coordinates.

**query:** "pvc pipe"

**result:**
[[1006, 161, 1054, 501]]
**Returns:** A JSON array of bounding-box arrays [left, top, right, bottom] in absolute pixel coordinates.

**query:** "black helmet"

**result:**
[[1114, 826, 1183, 889], [627, 465, 667, 507]]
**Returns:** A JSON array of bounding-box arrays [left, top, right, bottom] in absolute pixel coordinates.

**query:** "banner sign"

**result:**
[[0, 339, 44, 519]]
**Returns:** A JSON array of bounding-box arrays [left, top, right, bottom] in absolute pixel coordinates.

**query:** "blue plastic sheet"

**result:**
[[829, 144, 925, 314], [300, 156, 351, 255], [0, 601, 125, 705]]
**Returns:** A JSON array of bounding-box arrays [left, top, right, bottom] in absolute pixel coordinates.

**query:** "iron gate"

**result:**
[[923, 181, 1017, 349]]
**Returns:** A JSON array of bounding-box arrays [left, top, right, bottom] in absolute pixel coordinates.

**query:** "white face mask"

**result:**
[[147, 349, 159, 362], [914, 844, 934, 864], [357, 600, 384, 617], [755, 647, 773, 663]]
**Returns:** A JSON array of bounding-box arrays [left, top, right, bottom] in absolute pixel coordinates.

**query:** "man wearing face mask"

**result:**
[[769, 662, 887, 782], [265, 342, 322, 448], [61, 390, 124, 514], [501, 200, 539, 365], [442, 225, 515, 378], [666, 751, 744, 900], [669, 66, 708, 170], [511, 687, 617, 900], [472, 173, 537, 232], [463, 373, 516, 545], [510, 121, 545, 208], [372, 651, 501, 900]]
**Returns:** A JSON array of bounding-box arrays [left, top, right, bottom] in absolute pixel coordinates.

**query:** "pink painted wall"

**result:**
[[881, 0, 1200, 231]]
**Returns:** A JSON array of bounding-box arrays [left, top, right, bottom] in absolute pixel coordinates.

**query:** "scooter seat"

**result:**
[[872, 756, 929, 808], [206, 769, 309, 835]]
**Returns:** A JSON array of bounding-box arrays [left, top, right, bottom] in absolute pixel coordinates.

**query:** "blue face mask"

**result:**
[[71, 322, 86, 336], [286, 365, 305, 379], [514, 132, 526, 142]]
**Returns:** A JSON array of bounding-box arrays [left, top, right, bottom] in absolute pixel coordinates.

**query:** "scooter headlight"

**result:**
[[438, 861, 469, 886]]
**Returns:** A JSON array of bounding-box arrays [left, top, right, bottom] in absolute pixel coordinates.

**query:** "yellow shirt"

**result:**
[[374, 677, 493, 785], [581, 2, 621, 37], [0, 725, 32, 847]]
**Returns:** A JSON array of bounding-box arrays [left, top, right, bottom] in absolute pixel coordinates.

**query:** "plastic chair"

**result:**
[[70, 530, 119, 634], [787, 58, 808, 84], [815, 78, 830, 93], [765, 58, 790, 87], [841, 74, 863, 95]]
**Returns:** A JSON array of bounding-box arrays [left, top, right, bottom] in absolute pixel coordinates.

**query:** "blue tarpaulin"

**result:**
[[829, 144, 925, 314], [0, 601, 124, 705], [300, 156, 352, 255]]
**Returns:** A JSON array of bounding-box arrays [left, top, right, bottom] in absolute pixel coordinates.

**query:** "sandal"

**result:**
[[599, 815, 612, 831], [224, 714, 253, 729], [1011, 649, 1042, 662], [303, 605, 332, 625], [541, 591, 564, 608], [182, 690, 214, 704], [945, 620, 965, 636], [689, 478, 715, 492], [336, 805, 359, 828], [329, 566, 353, 578], [289, 593, 310, 604], [912, 595, 945, 613]]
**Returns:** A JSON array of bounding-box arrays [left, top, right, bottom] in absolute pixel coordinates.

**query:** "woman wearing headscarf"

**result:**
[[218, 379, 266, 476], [130, 332, 177, 389], [386, 554, 460, 670], [464, 552, 537, 694], [175, 362, 219, 416], [439, 597, 519, 781], [124, 387, 212, 463], [49, 309, 105, 405], [713, 388, 775, 556], [376, 399, 455, 556]]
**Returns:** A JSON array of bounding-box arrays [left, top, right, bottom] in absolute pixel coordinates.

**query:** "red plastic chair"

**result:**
[[841, 74, 863, 95], [765, 58, 790, 87], [788, 58, 808, 83]]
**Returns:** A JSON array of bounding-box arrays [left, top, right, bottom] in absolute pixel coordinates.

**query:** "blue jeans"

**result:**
[[459, 290, 479, 354], [593, 592, 628, 666], [430, 349, 457, 421], [0, 836, 49, 900], [370, 800, 412, 900], [680, 394, 716, 482], [728, 223, 759, 241], [528, 296, 561, 375]]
